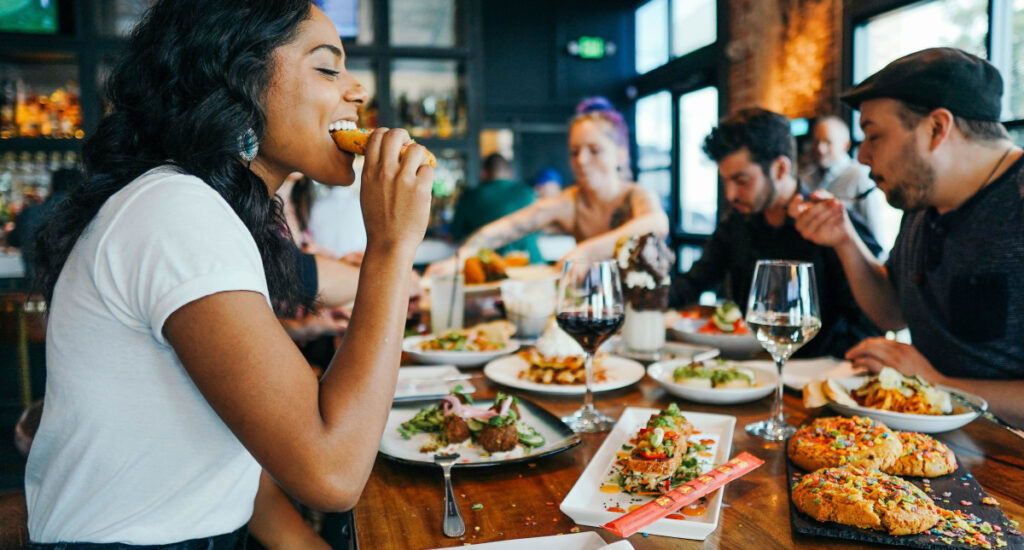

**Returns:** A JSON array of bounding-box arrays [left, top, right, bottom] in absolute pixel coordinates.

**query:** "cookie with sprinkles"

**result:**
[[792, 466, 942, 535], [883, 431, 957, 478], [787, 416, 901, 472]]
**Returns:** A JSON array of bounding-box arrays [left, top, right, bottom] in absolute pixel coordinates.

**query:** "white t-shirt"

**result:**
[[25, 166, 268, 543]]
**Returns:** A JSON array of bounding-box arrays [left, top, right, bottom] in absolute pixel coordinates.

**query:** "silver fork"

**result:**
[[433, 453, 465, 537]]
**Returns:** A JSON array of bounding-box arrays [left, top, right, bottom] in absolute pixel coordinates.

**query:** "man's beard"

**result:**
[[879, 138, 935, 211]]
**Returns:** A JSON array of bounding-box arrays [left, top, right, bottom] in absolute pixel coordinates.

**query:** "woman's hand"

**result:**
[[359, 128, 433, 255], [844, 337, 946, 383]]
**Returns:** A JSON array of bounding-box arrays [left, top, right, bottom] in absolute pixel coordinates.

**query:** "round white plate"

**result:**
[[482, 354, 646, 395], [402, 335, 520, 368], [668, 318, 763, 359], [646, 359, 777, 405], [825, 377, 985, 433]]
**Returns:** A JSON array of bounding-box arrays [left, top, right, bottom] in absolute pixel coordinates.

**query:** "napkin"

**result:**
[[394, 365, 475, 401]]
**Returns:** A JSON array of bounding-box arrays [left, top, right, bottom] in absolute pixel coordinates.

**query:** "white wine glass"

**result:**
[[744, 260, 821, 441], [556, 259, 624, 433]]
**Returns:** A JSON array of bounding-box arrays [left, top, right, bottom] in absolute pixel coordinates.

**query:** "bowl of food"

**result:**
[[668, 302, 762, 358], [803, 367, 985, 433], [646, 358, 777, 405]]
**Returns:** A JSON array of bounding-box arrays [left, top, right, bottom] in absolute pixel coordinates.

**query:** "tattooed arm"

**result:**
[[425, 194, 572, 275], [561, 185, 669, 263]]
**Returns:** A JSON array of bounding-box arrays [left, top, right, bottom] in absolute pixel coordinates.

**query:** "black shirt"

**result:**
[[670, 187, 883, 358]]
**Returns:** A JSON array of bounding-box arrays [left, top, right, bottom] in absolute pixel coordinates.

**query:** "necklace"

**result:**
[[978, 146, 1014, 193]]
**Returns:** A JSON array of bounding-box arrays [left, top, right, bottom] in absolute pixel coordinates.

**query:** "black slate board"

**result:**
[[787, 458, 1024, 549]]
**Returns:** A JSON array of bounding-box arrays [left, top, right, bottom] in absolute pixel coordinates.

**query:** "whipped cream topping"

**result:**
[[535, 321, 584, 358]]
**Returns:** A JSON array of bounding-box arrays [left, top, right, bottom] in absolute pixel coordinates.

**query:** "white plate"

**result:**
[[428, 531, 630, 550], [403, 335, 520, 368], [483, 354, 646, 395], [646, 359, 777, 405], [600, 336, 720, 364], [780, 357, 861, 391], [560, 408, 735, 540], [379, 396, 580, 467], [668, 318, 763, 359], [393, 365, 476, 402], [825, 377, 985, 433]]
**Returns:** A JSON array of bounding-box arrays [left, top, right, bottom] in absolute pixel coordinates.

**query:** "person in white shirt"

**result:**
[[802, 116, 893, 249], [23, 1, 433, 548]]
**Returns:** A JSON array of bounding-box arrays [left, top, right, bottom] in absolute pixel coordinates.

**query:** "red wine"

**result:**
[[556, 311, 624, 353]]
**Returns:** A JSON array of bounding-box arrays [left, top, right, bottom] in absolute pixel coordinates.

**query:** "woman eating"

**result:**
[[25, 0, 432, 546]]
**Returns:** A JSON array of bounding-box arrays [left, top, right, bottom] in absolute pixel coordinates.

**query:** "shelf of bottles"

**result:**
[[427, 150, 466, 236], [0, 150, 78, 225], [1, 59, 83, 140], [391, 58, 467, 139]]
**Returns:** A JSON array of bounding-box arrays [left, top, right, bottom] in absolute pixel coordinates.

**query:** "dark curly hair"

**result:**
[[702, 108, 796, 178], [32, 0, 314, 316]]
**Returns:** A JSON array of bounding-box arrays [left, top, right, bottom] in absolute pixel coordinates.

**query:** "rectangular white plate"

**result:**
[[394, 365, 476, 402], [560, 408, 736, 540]]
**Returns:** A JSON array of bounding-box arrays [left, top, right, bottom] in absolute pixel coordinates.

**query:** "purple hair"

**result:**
[[572, 96, 630, 149]]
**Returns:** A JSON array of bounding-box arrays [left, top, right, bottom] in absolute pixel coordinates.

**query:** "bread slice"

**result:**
[[803, 379, 829, 408], [823, 378, 859, 407]]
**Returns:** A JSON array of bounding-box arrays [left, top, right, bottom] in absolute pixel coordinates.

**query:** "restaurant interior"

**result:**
[[1, 0, 1023, 549]]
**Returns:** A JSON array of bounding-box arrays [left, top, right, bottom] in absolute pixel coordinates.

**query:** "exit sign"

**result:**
[[568, 36, 617, 59]]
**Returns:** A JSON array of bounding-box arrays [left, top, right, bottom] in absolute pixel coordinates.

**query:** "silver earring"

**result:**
[[238, 128, 259, 162]]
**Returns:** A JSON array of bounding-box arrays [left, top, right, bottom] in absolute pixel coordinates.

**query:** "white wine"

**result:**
[[747, 314, 822, 361]]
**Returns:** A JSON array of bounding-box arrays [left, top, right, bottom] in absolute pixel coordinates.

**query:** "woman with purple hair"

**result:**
[[428, 96, 668, 272]]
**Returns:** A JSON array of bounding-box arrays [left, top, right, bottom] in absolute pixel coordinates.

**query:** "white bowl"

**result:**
[[402, 335, 520, 368], [647, 359, 777, 405], [668, 318, 763, 358], [825, 377, 985, 433]]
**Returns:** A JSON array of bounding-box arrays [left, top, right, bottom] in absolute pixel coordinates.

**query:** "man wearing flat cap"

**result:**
[[791, 47, 1024, 426]]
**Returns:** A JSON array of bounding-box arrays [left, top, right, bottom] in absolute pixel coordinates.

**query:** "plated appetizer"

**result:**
[[417, 320, 515, 352], [672, 359, 756, 389], [609, 403, 711, 494], [464, 249, 508, 285], [517, 320, 606, 385], [787, 415, 902, 472], [697, 301, 748, 335], [397, 389, 546, 455]]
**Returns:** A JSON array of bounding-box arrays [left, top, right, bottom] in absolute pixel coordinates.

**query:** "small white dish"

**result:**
[[600, 335, 719, 364], [393, 365, 476, 402], [825, 377, 985, 433], [483, 354, 646, 395], [668, 318, 762, 358], [647, 359, 777, 405], [504, 264, 560, 282], [560, 407, 735, 540], [402, 334, 520, 368], [780, 357, 860, 391]]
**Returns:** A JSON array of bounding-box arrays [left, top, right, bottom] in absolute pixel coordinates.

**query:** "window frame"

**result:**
[[630, 0, 729, 265], [843, 0, 1024, 135]]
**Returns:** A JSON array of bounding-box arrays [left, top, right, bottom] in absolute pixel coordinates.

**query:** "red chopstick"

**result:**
[[602, 452, 765, 538]]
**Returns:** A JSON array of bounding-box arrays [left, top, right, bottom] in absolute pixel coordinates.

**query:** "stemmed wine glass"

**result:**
[[556, 259, 625, 433], [744, 260, 821, 441]]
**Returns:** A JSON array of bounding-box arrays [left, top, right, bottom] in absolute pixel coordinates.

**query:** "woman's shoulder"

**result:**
[[108, 165, 235, 217]]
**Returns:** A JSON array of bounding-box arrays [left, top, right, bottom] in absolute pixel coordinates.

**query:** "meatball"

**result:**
[[442, 414, 471, 444], [478, 422, 518, 453]]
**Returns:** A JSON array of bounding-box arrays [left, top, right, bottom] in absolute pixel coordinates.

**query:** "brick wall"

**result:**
[[726, 0, 843, 118]]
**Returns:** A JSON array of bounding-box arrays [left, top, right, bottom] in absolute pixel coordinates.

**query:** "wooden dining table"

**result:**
[[353, 357, 1024, 550]]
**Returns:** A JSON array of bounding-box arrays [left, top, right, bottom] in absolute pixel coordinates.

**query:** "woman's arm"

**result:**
[[164, 130, 433, 512], [562, 185, 669, 263]]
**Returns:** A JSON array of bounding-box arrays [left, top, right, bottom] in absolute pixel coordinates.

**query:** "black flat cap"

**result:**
[[841, 47, 1003, 121]]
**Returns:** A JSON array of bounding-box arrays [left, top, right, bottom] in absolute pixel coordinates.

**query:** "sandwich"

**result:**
[[329, 121, 437, 168]]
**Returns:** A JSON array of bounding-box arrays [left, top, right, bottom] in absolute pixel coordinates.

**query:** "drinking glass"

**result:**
[[744, 260, 821, 441], [556, 259, 625, 433]]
